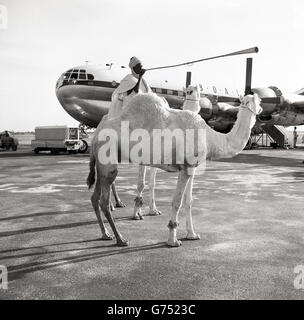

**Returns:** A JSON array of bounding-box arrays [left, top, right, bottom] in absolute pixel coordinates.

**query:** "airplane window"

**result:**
[[64, 73, 71, 79], [167, 90, 173, 95], [70, 73, 78, 79], [79, 73, 86, 80], [156, 88, 162, 93], [72, 69, 79, 73], [67, 69, 73, 72], [80, 69, 86, 73], [87, 74, 94, 80]]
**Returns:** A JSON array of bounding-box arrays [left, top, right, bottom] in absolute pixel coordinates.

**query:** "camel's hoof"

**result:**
[[167, 240, 182, 247], [186, 233, 201, 240], [148, 209, 162, 216], [116, 238, 129, 246], [101, 233, 113, 241], [115, 201, 126, 208]]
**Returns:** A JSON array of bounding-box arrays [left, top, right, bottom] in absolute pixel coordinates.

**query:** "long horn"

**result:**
[[146, 47, 259, 72]]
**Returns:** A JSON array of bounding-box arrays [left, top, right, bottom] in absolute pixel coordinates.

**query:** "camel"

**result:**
[[87, 91, 262, 246], [132, 84, 201, 220], [182, 84, 201, 113]]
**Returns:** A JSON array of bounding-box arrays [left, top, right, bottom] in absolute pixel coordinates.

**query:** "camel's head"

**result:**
[[240, 93, 262, 115], [184, 84, 201, 101]]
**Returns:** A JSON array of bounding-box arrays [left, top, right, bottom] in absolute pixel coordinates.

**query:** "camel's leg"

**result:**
[[133, 165, 146, 220], [91, 175, 113, 240], [148, 167, 162, 216], [99, 166, 128, 246], [182, 172, 200, 240], [167, 170, 191, 247], [111, 182, 126, 208], [109, 188, 115, 211]]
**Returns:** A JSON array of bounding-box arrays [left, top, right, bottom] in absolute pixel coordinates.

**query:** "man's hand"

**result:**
[[133, 63, 145, 76]]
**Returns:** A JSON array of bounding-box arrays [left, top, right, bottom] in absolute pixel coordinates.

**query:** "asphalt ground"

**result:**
[[0, 147, 304, 299]]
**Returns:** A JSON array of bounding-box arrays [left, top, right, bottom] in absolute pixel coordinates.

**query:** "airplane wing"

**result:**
[[196, 86, 304, 132]]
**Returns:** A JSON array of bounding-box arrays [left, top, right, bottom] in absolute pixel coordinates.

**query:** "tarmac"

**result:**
[[0, 146, 304, 300]]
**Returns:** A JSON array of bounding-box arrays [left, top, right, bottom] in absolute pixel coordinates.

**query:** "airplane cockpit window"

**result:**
[[62, 69, 93, 83], [87, 74, 94, 80]]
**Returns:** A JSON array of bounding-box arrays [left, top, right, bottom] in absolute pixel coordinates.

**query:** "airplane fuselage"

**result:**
[[56, 64, 304, 131]]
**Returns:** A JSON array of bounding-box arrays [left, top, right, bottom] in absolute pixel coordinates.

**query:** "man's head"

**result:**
[[129, 57, 146, 76]]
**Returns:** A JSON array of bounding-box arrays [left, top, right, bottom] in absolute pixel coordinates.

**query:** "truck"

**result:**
[[0, 131, 19, 151], [31, 125, 88, 154]]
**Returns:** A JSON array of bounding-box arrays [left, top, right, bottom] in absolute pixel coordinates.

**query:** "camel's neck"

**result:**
[[206, 107, 256, 159], [183, 99, 200, 113], [227, 107, 256, 143]]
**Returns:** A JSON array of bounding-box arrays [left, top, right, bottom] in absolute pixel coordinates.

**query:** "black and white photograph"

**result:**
[[0, 0, 304, 305]]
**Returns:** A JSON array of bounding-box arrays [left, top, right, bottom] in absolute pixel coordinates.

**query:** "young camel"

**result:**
[[183, 84, 201, 113], [132, 84, 201, 220], [87, 92, 261, 246]]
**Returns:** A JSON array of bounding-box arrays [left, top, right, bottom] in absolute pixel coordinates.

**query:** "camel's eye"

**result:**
[[189, 90, 193, 95]]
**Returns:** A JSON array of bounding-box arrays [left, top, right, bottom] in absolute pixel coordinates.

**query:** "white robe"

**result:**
[[108, 74, 151, 119]]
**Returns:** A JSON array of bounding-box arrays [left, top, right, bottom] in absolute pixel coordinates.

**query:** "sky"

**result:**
[[1, 0, 304, 131]]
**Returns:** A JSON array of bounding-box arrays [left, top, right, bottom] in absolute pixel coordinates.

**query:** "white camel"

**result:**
[[87, 92, 261, 246], [182, 84, 201, 113], [132, 84, 201, 220]]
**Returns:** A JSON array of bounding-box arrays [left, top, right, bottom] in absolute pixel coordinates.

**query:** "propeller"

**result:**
[[244, 57, 282, 104], [146, 47, 259, 72]]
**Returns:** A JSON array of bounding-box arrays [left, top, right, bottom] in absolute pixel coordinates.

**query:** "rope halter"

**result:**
[[185, 98, 200, 102]]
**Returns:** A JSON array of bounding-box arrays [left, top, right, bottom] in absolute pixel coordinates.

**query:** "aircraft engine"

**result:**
[[199, 97, 213, 119], [252, 86, 283, 122]]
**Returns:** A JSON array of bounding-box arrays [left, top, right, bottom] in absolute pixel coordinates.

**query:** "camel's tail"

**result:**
[[86, 152, 96, 189]]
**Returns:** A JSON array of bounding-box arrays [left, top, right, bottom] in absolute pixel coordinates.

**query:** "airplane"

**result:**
[[56, 63, 304, 136]]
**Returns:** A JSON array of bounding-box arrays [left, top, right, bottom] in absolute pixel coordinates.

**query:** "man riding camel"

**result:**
[[108, 56, 151, 119]]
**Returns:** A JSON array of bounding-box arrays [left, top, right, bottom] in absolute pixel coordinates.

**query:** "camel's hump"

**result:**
[[121, 93, 207, 130]]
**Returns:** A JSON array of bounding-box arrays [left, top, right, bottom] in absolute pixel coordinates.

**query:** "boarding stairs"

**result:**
[[253, 125, 293, 149]]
